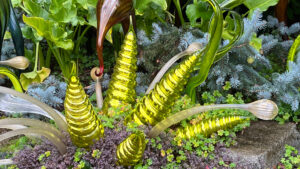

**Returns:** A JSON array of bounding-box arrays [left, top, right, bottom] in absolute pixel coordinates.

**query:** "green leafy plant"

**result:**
[[135, 0, 279, 34], [38, 151, 51, 162], [275, 102, 300, 124], [279, 145, 300, 169], [14, 0, 97, 80]]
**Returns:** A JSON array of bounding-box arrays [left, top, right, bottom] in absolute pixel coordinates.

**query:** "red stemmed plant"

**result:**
[[96, 0, 134, 77]]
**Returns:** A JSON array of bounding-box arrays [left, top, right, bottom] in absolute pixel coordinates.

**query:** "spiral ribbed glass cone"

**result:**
[[129, 52, 200, 126], [102, 24, 137, 116], [116, 132, 146, 166], [64, 76, 104, 148], [176, 116, 248, 139]]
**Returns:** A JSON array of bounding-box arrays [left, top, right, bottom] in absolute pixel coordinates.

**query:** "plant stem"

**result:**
[[38, 45, 44, 68], [45, 48, 52, 68], [74, 25, 91, 54], [34, 42, 39, 72], [18, 4, 30, 14], [47, 41, 67, 79], [182, 0, 192, 9], [173, 0, 185, 26]]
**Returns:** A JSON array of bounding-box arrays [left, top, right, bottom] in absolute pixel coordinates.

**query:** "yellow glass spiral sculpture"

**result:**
[[116, 132, 146, 166], [64, 76, 104, 148], [129, 52, 200, 126], [102, 24, 138, 115], [176, 116, 249, 139]]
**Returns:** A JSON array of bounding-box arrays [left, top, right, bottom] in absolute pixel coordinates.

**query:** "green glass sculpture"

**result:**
[[102, 23, 137, 115], [129, 51, 202, 126], [116, 132, 146, 166], [64, 76, 104, 148], [176, 116, 248, 139]]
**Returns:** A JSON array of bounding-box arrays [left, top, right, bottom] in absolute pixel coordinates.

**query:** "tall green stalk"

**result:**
[[173, 0, 185, 25], [186, 0, 223, 103]]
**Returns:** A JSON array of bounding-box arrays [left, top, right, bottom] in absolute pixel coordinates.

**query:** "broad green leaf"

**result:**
[[220, 0, 245, 9], [77, 16, 86, 26], [21, 26, 43, 42], [135, 0, 167, 15], [49, 0, 69, 13], [20, 67, 51, 90], [23, 0, 49, 18], [186, 1, 213, 27], [249, 33, 262, 51], [244, 0, 279, 15], [76, 0, 97, 9], [23, 15, 74, 50], [11, 0, 21, 7], [87, 7, 97, 27], [49, 0, 78, 24], [0, 67, 23, 92]]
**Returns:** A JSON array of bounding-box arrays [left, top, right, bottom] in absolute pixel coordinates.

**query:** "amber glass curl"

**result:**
[[102, 25, 138, 115], [176, 116, 248, 139], [64, 76, 104, 148]]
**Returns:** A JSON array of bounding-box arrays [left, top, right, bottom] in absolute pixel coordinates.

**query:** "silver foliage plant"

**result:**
[[207, 11, 300, 111], [27, 75, 67, 109]]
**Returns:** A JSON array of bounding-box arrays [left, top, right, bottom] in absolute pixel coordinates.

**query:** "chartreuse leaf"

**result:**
[[21, 26, 43, 43], [220, 0, 245, 9], [287, 34, 300, 70], [135, 0, 167, 15], [186, 0, 223, 103], [87, 7, 97, 27], [49, 0, 78, 24], [249, 33, 262, 51], [23, 0, 49, 18], [76, 0, 98, 9], [23, 15, 74, 50], [4, 31, 11, 39], [186, 1, 213, 28], [20, 67, 50, 90], [0, 67, 23, 92], [11, 0, 21, 7], [244, 0, 279, 16]]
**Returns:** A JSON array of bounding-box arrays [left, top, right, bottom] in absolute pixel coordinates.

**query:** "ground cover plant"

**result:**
[[0, 0, 299, 168]]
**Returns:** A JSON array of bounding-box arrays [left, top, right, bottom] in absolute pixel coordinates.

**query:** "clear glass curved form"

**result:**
[[64, 76, 104, 148]]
